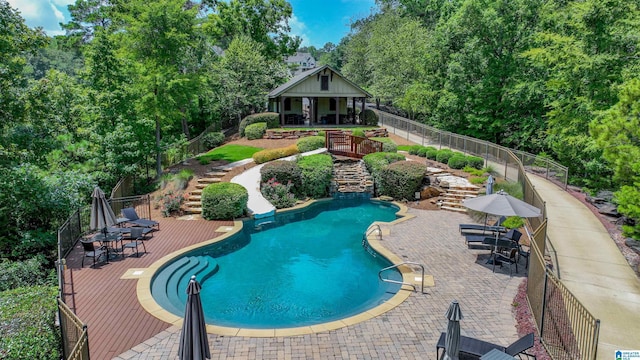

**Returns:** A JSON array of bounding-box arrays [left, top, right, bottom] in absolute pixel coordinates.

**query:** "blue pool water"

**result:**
[[151, 199, 403, 328]]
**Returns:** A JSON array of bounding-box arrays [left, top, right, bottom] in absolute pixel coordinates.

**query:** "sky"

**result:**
[[7, 0, 378, 48]]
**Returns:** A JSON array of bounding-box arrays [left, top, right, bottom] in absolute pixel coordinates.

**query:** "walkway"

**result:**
[[529, 175, 640, 358]]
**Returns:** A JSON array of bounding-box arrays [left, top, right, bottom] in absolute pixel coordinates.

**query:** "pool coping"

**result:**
[[135, 198, 424, 337]]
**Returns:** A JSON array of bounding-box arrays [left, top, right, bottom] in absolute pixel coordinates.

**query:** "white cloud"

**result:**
[[7, 0, 69, 36], [288, 13, 311, 47]]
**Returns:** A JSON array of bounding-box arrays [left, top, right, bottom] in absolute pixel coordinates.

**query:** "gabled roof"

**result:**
[[268, 65, 372, 98]]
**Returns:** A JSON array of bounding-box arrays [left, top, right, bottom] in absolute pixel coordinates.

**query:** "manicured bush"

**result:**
[[0, 285, 61, 360], [379, 161, 427, 200], [0, 255, 54, 292], [435, 149, 455, 164], [425, 148, 439, 160], [466, 156, 484, 169], [252, 144, 300, 164], [417, 147, 428, 157], [408, 145, 423, 155], [260, 160, 303, 195], [448, 153, 467, 169], [201, 182, 248, 220], [351, 128, 366, 137], [298, 154, 333, 198], [363, 152, 406, 195], [296, 136, 325, 153], [239, 112, 280, 136], [245, 122, 267, 140], [202, 131, 225, 150], [261, 178, 296, 209], [371, 137, 397, 153], [361, 109, 379, 126]]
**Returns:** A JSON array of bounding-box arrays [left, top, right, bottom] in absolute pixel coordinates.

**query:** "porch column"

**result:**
[[352, 97, 356, 123], [362, 97, 366, 124], [335, 96, 339, 125], [280, 97, 285, 125]]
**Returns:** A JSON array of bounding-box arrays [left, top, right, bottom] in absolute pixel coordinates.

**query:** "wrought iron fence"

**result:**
[[58, 297, 90, 360]]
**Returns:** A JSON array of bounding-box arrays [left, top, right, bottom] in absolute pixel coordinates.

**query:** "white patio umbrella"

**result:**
[[179, 276, 211, 360], [444, 300, 463, 360], [90, 186, 117, 233]]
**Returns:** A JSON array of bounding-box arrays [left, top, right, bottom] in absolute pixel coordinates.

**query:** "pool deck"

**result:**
[[66, 206, 526, 360]]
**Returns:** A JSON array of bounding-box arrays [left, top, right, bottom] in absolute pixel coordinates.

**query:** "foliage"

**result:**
[[447, 154, 467, 169], [425, 148, 439, 160], [202, 132, 225, 150], [352, 128, 366, 137], [296, 136, 325, 153], [435, 149, 455, 164], [175, 169, 194, 190], [363, 152, 406, 194], [196, 144, 263, 165], [502, 216, 525, 230], [469, 176, 488, 185], [252, 144, 300, 164], [239, 112, 281, 137], [495, 181, 524, 200], [245, 122, 268, 140], [0, 255, 55, 292], [407, 145, 422, 155], [297, 154, 333, 198], [464, 166, 487, 177], [0, 285, 61, 360], [201, 182, 248, 220], [361, 109, 379, 126], [260, 160, 302, 195], [466, 156, 484, 170], [261, 178, 296, 208], [379, 161, 427, 200], [371, 137, 398, 153], [160, 191, 184, 217]]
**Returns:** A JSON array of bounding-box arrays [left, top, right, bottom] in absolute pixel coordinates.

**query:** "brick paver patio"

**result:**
[[113, 208, 524, 360]]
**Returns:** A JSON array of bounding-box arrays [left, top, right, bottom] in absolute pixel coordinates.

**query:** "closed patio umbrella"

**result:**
[[444, 300, 463, 360], [486, 175, 494, 195], [179, 276, 211, 360], [90, 186, 117, 233]]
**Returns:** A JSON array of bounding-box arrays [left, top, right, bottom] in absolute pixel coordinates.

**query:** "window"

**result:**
[[329, 98, 336, 111], [321, 76, 329, 91], [284, 98, 291, 111]]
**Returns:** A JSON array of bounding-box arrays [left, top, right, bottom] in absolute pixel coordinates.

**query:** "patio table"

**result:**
[[93, 232, 123, 263]]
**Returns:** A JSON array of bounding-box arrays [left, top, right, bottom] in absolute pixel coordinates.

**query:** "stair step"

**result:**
[[184, 201, 202, 207], [204, 171, 226, 177], [188, 195, 201, 201], [195, 184, 209, 189], [441, 206, 468, 213], [442, 201, 466, 208], [198, 178, 222, 184], [185, 207, 202, 214], [447, 189, 479, 194], [190, 189, 202, 195], [444, 193, 477, 198]]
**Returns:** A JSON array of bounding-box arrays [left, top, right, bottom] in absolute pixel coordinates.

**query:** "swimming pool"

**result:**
[[150, 199, 403, 329]]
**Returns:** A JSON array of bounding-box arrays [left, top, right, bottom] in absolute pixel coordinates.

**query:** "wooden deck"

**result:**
[[63, 216, 233, 359]]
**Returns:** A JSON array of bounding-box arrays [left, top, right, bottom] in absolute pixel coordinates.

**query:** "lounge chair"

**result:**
[[121, 207, 159, 230], [437, 332, 535, 360], [459, 216, 507, 234]]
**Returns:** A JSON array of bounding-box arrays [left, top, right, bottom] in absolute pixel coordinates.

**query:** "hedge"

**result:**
[[363, 152, 406, 195], [435, 149, 455, 164], [0, 286, 61, 360], [466, 155, 484, 169], [297, 154, 333, 198], [351, 128, 366, 137], [378, 161, 427, 200], [361, 109, 379, 126], [239, 112, 280, 136], [260, 160, 303, 196], [202, 131, 225, 150], [408, 145, 423, 155], [245, 122, 267, 140], [371, 137, 397, 153], [252, 144, 300, 164], [201, 182, 248, 220], [425, 148, 439, 160], [296, 136, 325, 153], [448, 153, 467, 169]]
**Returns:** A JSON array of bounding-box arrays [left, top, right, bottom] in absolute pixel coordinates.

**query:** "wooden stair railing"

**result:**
[[325, 131, 383, 158]]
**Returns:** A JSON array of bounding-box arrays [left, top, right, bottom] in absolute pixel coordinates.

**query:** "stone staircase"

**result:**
[[330, 158, 374, 196], [425, 167, 480, 213], [183, 169, 228, 214]]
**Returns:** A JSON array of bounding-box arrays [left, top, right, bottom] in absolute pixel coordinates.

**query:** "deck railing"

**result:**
[[325, 131, 383, 158], [58, 297, 90, 360]]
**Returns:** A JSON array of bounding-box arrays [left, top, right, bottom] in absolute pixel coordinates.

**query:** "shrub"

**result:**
[[351, 128, 366, 137], [0, 286, 61, 360], [363, 152, 406, 195], [0, 255, 54, 292], [408, 145, 423, 155], [495, 181, 524, 200], [7, 230, 57, 261], [202, 131, 225, 150], [425, 148, 439, 160], [466, 156, 484, 169], [260, 160, 303, 195], [463, 166, 485, 176], [253, 144, 300, 164], [245, 122, 267, 140], [175, 169, 194, 190], [417, 147, 428, 157], [239, 112, 280, 136], [296, 136, 325, 153], [503, 216, 525, 229], [201, 182, 248, 220], [435, 149, 455, 164], [448, 153, 467, 169], [298, 154, 333, 198], [160, 190, 184, 217], [371, 137, 397, 153], [261, 178, 297, 208], [361, 109, 379, 126], [469, 176, 488, 185], [379, 161, 427, 200]]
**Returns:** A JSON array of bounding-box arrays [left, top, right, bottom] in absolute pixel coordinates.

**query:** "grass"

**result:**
[[397, 145, 414, 152], [196, 144, 264, 165]]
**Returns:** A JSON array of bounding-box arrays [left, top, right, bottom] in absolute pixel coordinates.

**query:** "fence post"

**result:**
[[546, 158, 550, 180], [540, 271, 549, 339], [591, 319, 600, 360], [421, 126, 425, 145]]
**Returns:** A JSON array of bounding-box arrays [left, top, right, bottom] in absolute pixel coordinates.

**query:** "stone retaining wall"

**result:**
[[264, 128, 388, 140]]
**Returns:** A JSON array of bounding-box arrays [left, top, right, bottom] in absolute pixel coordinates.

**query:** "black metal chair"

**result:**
[[121, 227, 147, 257], [437, 332, 535, 360], [495, 247, 519, 276], [81, 240, 106, 268]]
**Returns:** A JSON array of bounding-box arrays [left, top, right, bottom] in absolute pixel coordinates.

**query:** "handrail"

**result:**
[[366, 224, 382, 240], [378, 261, 426, 294]]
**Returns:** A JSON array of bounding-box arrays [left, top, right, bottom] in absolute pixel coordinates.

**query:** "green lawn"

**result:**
[[196, 144, 264, 164]]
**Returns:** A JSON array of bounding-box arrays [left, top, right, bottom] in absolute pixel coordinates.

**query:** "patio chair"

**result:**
[[121, 227, 147, 257], [518, 245, 530, 269], [495, 248, 519, 276], [437, 332, 535, 360], [121, 207, 159, 230], [81, 240, 106, 268]]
